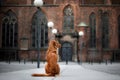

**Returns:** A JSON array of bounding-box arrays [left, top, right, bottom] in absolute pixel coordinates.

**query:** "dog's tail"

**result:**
[[32, 73, 55, 77]]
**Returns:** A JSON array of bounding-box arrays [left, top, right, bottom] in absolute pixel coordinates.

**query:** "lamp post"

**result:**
[[78, 31, 84, 64], [47, 21, 55, 40], [72, 31, 84, 64], [34, 0, 43, 68], [77, 22, 88, 64]]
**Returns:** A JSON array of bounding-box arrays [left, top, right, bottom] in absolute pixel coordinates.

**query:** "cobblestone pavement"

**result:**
[[0, 62, 120, 80], [82, 62, 120, 75]]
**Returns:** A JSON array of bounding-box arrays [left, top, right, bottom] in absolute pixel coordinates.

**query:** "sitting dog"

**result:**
[[32, 40, 61, 77]]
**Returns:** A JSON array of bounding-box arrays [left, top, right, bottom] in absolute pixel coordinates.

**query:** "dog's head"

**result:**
[[49, 40, 61, 50]]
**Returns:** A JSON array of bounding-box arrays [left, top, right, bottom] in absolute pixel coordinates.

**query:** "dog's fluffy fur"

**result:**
[[32, 40, 61, 77]]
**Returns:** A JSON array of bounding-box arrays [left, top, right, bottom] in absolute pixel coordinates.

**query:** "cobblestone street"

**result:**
[[0, 62, 120, 80]]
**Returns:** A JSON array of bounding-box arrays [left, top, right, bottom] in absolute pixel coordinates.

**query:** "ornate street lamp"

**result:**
[[78, 31, 84, 64], [47, 21, 54, 29], [47, 21, 55, 40], [52, 28, 57, 34], [77, 22, 88, 64], [52, 29, 63, 41], [47, 21, 62, 40], [52, 28, 58, 40], [34, 0, 43, 68], [34, 0, 43, 7], [72, 31, 84, 64], [79, 31, 84, 37]]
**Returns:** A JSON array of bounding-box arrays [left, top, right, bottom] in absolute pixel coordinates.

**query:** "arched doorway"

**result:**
[[61, 42, 73, 61]]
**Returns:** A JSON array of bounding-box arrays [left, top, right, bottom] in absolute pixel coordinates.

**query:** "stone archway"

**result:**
[[60, 35, 76, 61]]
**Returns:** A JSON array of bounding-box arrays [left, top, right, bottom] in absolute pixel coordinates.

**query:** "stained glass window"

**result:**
[[63, 5, 74, 29]]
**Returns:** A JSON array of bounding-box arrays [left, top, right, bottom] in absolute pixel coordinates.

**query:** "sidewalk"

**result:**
[[0, 62, 120, 80]]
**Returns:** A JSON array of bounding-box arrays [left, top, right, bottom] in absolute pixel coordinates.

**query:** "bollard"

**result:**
[[66, 59, 68, 65], [19, 59, 21, 64], [24, 59, 26, 64], [105, 60, 108, 65], [110, 59, 112, 64], [32, 60, 33, 64], [8, 58, 11, 64]]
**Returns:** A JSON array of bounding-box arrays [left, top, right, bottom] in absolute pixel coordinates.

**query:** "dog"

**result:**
[[32, 40, 61, 77]]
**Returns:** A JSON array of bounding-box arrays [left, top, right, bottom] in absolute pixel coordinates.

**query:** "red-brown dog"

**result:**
[[32, 40, 61, 77]]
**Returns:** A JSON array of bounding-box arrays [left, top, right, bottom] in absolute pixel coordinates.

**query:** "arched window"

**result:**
[[31, 9, 48, 48], [2, 10, 18, 48], [101, 12, 109, 48], [118, 15, 120, 48], [89, 13, 96, 48], [63, 5, 74, 31]]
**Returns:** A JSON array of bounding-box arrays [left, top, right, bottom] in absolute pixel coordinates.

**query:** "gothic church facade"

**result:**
[[0, 0, 120, 62]]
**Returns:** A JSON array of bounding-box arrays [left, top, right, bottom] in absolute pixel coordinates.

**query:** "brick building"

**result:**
[[0, 0, 120, 62]]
